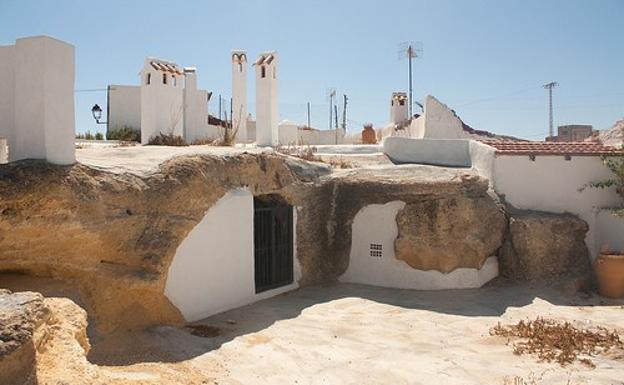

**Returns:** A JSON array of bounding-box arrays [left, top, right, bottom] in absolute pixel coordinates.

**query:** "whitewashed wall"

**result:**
[[164, 189, 301, 322], [491, 156, 620, 258], [255, 53, 279, 146], [183, 71, 212, 143], [231, 51, 248, 143], [0, 36, 75, 165], [402, 95, 493, 141], [278, 121, 298, 145], [595, 210, 624, 254], [0, 45, 15, 153], [340, 201, 499, 290], [108, 85, 140, 133], [140, 66, 184, 144]]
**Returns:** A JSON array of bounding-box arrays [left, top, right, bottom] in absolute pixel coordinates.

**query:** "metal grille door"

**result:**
[[254, 201, 293, 293]]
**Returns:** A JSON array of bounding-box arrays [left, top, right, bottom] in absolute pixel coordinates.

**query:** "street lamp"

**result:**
[[91, 104, 106, 124]]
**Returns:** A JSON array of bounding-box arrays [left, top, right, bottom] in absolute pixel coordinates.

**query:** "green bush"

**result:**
[[107, 126, 141, 142], [95, 132, 104, 140]]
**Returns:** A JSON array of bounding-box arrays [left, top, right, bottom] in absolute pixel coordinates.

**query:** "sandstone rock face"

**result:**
[[394, 193, 506, 273], [328, 167, 506, 275], [0, 153, 505, 333], [0, 290, 50, 385], [499, 210, 591, 281]]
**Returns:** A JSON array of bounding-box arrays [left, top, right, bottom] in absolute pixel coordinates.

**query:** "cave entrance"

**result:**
[[253, 195, 293, 293]]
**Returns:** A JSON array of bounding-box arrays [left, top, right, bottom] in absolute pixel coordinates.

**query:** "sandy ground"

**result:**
[[80, 282, 624, 385], [3, 273, 623, 384]]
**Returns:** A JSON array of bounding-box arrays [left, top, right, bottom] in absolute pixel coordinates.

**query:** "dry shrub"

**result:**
[[490, 318, 623, 368], [191, 137, 218, 146], [327, 156, 353, 169], [185, 324, 221, 338], [276, 144, 320, 162], [147, 133, 188, 146]]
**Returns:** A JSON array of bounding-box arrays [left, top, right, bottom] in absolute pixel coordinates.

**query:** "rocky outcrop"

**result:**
[[0, 290, 50, 385], [394, 192, 506, 272], [498, 209, 591, 281], [0, 153, 504, 333], [0, 154, 332, 333], [328, 166, 505, 275]]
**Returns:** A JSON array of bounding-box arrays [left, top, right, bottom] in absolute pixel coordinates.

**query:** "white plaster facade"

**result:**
[[164, 188, 301, 322], [340, 201, 499, 290], [107, 85, 140, 133], [108, 58, 216, 144], [0, 36, 75, 165], [383, 136, 623, 259], [383, 95, 502, 141], [485, 155, 621, 258], [390, 92, 409, 125], [254, 52, 279, 147], [232, 51, 248, 143], [383, 137, 471, 167]]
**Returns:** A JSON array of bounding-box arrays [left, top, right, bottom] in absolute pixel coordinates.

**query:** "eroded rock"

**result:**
[[499, 210, 591, 281], [0, 290, 50, 385], [394, 192, 506, 272]]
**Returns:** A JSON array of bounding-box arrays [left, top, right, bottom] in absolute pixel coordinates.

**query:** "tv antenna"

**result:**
[[543, 81, 558, 138], [327, 88, 336, 130], [398, 41, 423, 118]]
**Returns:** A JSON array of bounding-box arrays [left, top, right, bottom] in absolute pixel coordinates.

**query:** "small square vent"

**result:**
[[370, 243, 382, 258]]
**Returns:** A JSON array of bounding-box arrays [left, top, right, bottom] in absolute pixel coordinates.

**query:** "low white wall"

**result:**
[[383, 137, 472, 167], [340, 201, 499, 290], [298, 128, 342, 145], [469, 140, 496, 181], [278, 121, 298, 145], [492, 156, 621, 258], [165, 189, 300, 322]]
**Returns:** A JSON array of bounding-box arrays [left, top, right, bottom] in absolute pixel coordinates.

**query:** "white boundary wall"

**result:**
[[108, 85, 141, 133], [164, 188, 301, 322], [0, 36, 75, 164], [340, 201, 499, 290], [489, 156, 621, 258]]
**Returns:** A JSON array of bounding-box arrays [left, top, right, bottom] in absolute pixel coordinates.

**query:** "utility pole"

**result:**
[[327, 88, 336, 130], [543, 82, 558, 138], [218, 94, 222, 121], [341, 94, 348, 134], [399, 42, 422, 118], [334, 105, 339, 144], [307, 102, 311, 128]]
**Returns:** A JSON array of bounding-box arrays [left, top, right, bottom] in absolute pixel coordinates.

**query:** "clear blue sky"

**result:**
[[1, 0, 622, 139]]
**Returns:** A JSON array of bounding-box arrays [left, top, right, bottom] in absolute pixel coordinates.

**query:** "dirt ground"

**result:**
[[7, 275, 622, 385]]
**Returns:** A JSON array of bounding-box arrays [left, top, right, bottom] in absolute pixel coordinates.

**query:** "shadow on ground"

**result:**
[[2, 272, 622, 367], [84, 278, 623, 366]]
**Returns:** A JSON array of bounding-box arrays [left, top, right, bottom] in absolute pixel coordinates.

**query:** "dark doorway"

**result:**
[[254, 195, 294, 293]]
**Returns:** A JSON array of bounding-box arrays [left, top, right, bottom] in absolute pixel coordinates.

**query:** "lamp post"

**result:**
[[91, 104, 107, 124]]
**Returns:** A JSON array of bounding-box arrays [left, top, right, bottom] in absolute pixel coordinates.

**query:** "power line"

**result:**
[[455, 85, 542, 107]]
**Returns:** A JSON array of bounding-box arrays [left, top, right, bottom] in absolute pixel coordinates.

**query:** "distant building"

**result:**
[[108, 58, 218, 144], [546, 125, 594, 142]]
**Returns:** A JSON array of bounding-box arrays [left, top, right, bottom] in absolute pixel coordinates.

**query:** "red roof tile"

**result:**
[[480, 141, 624, 156]]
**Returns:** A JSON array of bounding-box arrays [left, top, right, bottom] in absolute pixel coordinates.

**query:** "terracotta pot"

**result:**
[[594, 254, 624, 298]]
